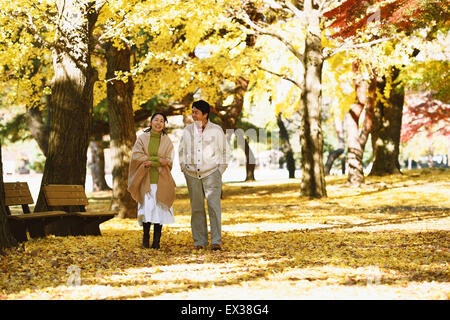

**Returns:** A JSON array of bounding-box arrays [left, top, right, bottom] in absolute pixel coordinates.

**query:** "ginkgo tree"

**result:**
[[235, 0, 335, 198]]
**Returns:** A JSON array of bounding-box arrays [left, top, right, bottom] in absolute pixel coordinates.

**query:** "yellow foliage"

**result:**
[[323, 51, 356, 120]]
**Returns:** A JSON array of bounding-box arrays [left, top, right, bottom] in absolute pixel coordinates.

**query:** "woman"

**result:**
[[128, 112, 176, 249]]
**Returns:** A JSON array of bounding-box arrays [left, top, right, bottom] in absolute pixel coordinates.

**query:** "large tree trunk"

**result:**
[[345, 64, 376, 186], [105, 42, 137, 219], [299, 0, 326, 198], [0, 140, 17, 250], [34, 2, 99, 216], [277, 113, 296, 178], [88, 139, 111, 191], [370, 68, 404, 176]]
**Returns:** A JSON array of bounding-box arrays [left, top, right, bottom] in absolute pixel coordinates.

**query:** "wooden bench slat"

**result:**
[[43, 191, 86, 199], [43, 185, 89, 206], [44, 185, 85, 192], [45, 199, 89, 206], [5, 189, 31, 197], [5, 197, 34, 206], [4, 182, 34, 205], [8, 211, 68, 220], [4, 182, 29, 190], [74, 211, 117, 217]]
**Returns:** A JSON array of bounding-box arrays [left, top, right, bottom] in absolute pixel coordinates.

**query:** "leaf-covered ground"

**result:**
[[1, 169, 449, 299]]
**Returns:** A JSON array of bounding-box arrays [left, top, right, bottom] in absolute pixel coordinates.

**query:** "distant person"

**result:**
[[128, 112, 176, 249], [179, 100, 229, 250]]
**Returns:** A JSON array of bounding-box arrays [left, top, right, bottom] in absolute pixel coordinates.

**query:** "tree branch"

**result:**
[[281, 0, 304, 20], [257, 66, 303, 89], [323, 36, 394, 60]]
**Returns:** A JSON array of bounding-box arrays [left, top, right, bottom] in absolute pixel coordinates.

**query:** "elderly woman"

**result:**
[[128, 112, 176, 249]]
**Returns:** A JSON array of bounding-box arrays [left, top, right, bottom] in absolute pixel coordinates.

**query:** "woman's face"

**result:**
[[151, 114, 165, 132]]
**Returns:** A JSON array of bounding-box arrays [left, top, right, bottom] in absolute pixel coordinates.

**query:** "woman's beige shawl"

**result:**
[[128, 132, 176, 209]]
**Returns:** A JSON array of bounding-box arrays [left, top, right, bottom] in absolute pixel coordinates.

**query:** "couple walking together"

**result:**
[[128, 100, 229, 250]]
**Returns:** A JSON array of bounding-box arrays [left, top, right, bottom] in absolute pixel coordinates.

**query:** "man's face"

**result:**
[[192, 107, 207, 123]]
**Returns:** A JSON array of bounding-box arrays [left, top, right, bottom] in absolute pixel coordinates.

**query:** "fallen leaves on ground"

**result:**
[[0, 169, 449, 299]]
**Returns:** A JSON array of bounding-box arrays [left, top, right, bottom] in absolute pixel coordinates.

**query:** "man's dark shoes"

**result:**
[[211, 244, 221, 251]]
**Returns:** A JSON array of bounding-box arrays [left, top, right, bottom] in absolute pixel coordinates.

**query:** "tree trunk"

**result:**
[[234, 78, 255, 181], [215, 77, 255, 181], [244, 137, 256, 181], [299, 0, 326, 198], [34, 2, 99, 216], [324, 148, 344, 175], [105, 42, 137, 219], [325, 117, 345, 175], [277, 113, 296, 178], [345, 103, 366, 186], [427, 138, 434, 168], [25, 107, 49, 156], [88, 139, 111, 191], [0, 140, 17, 250], [370, 68, 404, 176], [345, 63, 376, 186]]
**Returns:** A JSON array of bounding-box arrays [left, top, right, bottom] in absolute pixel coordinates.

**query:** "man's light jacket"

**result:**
[[179, 120, 230, 179]]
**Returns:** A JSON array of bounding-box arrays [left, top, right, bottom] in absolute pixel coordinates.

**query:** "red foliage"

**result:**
[[324, 0, 448, 38], [401, 91, 450, 143]]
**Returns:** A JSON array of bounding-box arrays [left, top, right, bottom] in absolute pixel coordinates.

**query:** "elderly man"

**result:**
[[179, 100, 229, 250]]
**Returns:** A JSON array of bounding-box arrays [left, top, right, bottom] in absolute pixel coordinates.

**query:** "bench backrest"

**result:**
[[4, 182, 34, 206], [43, 185, 89, 207]]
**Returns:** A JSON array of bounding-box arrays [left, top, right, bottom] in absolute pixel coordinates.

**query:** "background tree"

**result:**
[[104, 41, 137, 218], [324, 116, 345, 175], [213, 77, 257, 181], [324, 0, 449, 176], [238, 0, 331, 197], [345, 62, 376, 185], [277, 112, 296, 178]]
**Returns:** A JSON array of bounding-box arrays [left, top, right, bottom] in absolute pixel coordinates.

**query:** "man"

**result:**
[[179, 100, 229, 250]]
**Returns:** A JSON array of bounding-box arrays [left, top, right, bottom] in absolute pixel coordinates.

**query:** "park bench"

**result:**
[[4, 182, 67, 242], [42, 184, 116, 236]]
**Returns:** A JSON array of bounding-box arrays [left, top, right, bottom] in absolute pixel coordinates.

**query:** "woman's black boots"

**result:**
[[142, 223, 151, 248], [152, 224, 162, 249], [142, 223, 162, 249]]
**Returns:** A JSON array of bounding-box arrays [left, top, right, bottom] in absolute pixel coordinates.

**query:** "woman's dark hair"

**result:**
[[192, 100, 210, 120], [144, 112, 168, 135]]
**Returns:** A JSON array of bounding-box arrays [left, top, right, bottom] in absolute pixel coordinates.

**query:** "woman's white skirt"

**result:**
[[137, 184, 174, 226]]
